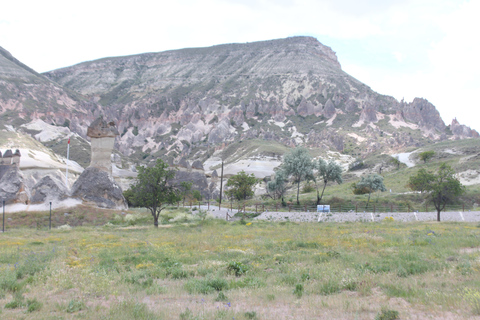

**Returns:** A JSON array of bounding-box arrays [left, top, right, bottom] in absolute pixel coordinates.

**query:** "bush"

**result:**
[[302, 183, 315, 193], [67, 299, 86, 313], [185, 277, 228, 294], [293, 283, 304, 298], [375, 307, 399, 320], [26, 298, 42, 313], [227, 261, 249, 277]]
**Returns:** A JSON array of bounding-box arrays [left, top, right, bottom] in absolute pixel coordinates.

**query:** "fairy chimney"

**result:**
[[2, 149, 12, 165], [87, 118, 119, 176], [12, 149, 21, 167]]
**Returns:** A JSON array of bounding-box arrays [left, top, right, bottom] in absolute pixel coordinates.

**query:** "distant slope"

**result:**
[[0, 46, 96, 133]]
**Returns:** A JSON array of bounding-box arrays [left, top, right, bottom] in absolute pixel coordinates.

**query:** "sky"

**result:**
[[1, 0, 479, 131]]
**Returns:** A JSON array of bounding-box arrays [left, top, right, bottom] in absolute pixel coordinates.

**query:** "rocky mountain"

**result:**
[[41, 36, 477, 166], [2, 37, 479, 178], [0, 46, 97, 134]]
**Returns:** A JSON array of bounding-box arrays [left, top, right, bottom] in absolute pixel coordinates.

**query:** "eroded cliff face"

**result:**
[[2, 37, 477, 168], [0, 46, 96, 133]]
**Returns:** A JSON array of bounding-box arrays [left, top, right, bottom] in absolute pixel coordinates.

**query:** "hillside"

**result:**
[[42, 36, 479, 166], [0, 46, 96, 135]]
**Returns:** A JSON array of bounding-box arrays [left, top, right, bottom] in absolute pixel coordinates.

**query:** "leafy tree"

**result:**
[[408, 163, 465, 221], [282, 147, 314, 204], [179, 181, 193, 206], [419, 150, 435, 163], [356, 174, 387, 209], [266, 169, 288, 201], [407, 168, 434, 193], [390, 156, 402, 169], [129, 159, 181, 227], [192, 190, 202, 201], [315, 158, 343, 204], [351, 182, 370, 195], [225, 170, 258, 201]]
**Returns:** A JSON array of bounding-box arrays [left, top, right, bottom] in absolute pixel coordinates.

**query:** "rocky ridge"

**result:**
[[42, 36, 478, 165]]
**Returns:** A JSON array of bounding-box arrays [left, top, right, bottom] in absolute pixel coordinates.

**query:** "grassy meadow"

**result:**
[[1, 207, 480, 319]]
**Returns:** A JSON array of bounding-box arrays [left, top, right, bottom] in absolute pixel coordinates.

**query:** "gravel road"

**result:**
[[198, 205, 480, 223]]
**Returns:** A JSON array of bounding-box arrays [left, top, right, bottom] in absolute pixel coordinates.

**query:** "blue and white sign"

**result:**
[[317, 205, 330, 213]]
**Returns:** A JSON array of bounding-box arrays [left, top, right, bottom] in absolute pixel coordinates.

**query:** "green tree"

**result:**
[[419, 150, 435, 163], [356, 174, 387, 209], [179, 181, 193, 206], [225, 170, 258, 201], [390, 156, 402, 169], [266, 169, 288, 201], [282, 147, 314, 204], [408, 163, 465, 221], [129, 159, 181, 227], [315, 158, 343, 204], [407, 168, 434, 193]]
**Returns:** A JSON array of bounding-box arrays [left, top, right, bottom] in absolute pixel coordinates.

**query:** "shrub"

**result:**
[[227, 261, 249, 277], [375, 307, 399, 320], [26, 298, 42, 313], [185, 277, 228, 294], [215, 291, 228, 302], [318, 279, 340, 295], [67, 299, 85, 313], [293, 283, 304, 298]]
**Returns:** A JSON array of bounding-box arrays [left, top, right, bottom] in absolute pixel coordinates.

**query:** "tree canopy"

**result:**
[[225, 170, 258, 201], [419, 150, 435, 163], [315, 158, 343, 204], [282, 147, 314, 204], [129, 159, 182, 227], [408, 163, 464, 221], [266, 169, 288, 202], [356, 174, 386, 209]]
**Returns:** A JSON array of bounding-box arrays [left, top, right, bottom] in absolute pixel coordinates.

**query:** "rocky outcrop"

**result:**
[[402, 98, 445, 132], [451, 118, 480, 138], [71, 167, 127, 209], [323, 99, 336, 118], [30, 175, 69, 204], [0, 165, 29, 204]]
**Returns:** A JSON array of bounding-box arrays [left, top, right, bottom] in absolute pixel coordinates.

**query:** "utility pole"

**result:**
[[219, 161, 224, 208], [65, 137, 70, 188]]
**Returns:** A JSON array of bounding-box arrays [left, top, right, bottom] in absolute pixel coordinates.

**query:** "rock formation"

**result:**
[[0, 165, 28, 205], [71, 167, 127, 209], [30, 175, 69, 204], [71, 118, 127, 209], [87, 118, 119, 175]]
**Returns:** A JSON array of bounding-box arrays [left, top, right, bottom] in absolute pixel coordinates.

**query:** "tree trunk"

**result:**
[[437, 210, 441, 221], [297, 181, 300, 205], [318, 182, 327, 205], [365, 191, 371, 210], [154, 216, 159, 228]]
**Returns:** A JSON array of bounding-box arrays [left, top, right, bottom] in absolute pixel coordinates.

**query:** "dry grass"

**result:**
[[1, 214, 480, 319]]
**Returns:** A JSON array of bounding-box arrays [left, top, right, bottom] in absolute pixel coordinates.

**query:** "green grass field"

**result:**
[[1, 208, 480, 319]]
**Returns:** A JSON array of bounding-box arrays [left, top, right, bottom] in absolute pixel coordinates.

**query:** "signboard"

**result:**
[[317, 205, 330, 213]]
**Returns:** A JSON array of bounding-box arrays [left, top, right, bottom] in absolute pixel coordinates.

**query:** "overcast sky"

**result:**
[[1, 0, 479, 131]]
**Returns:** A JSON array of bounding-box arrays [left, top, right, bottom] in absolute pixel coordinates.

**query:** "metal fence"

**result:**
[[191, 200, 477, 214]]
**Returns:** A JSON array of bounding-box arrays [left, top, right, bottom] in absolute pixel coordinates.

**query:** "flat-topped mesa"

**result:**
[[87, 118, 119, 176]]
